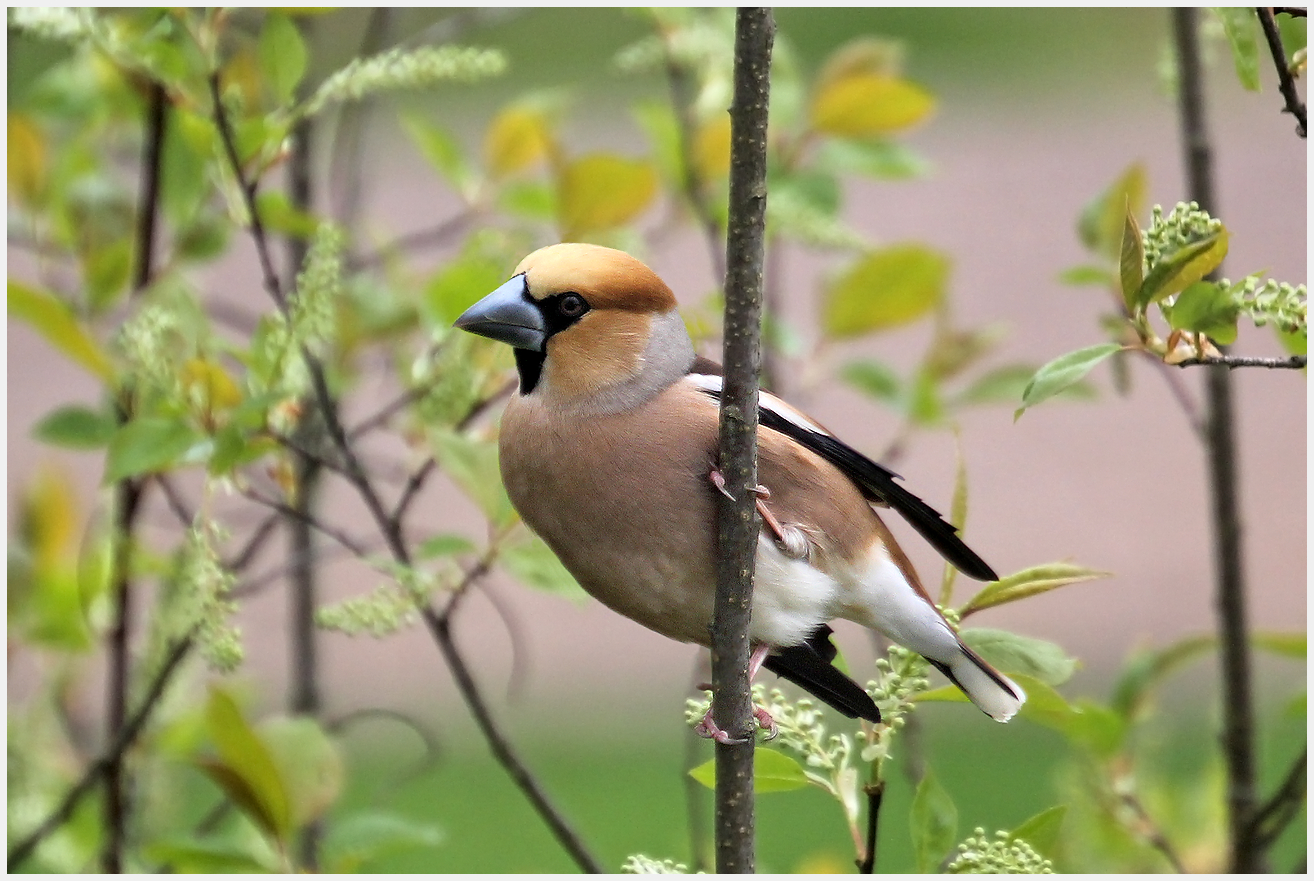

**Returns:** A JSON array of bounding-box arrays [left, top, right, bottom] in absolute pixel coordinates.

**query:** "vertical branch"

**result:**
[[102, 78, 168, 874], [713, 7, 774, 874], [1171, 9, 1261, 873], [284, 23, 324, 866]]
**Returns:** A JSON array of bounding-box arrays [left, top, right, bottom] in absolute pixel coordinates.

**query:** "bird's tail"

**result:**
[[928, 641, 1026, 722]]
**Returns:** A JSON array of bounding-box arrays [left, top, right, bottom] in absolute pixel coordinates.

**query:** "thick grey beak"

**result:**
[[453, 274, 547, 351]]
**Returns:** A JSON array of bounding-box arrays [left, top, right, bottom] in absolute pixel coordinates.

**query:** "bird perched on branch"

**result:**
[[455, 243, 1024, 740]]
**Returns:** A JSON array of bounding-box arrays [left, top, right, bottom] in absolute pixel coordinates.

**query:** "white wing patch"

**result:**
[[682, 373, 831, 436]]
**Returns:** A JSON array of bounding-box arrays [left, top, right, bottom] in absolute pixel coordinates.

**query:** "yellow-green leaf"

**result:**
[[483, 106, 553, 179], [259, 716, 344, 827], [1136, 230, 1229, 308], [693, 114, 732, 181], [822, 245, 948, 338], [557, 153, 657, 237], [1119, 206, 1145, 312], [8, 281, 114, 382], [1009, 806, 1067, 859], [960, 563, 1110, 616], [430, 429, 517, 530], [911, 768, 957, 874], [810, 73, 935, 138], [104, 416, 206, 483], [258, 12, 308, 104], [1078, 163, 1147, 260], [688, 748, 810, 793], [203, 688, 293, 842], [8, 112, 46, 204], [500, 534, 585, 600]]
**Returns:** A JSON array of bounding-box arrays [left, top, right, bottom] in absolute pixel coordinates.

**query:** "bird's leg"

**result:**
[[708, 469, 789, 547], [693, 644, 779, 743]]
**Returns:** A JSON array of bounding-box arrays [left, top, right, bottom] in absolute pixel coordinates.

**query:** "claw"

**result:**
[[754, 706, 779, 740], [709, 468, 736, 501], [694, 709, 749, 744]]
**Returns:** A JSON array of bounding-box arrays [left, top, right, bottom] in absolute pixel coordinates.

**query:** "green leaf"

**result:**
[[822, 245, 948, 338], [960, 628, 1078, 687], [1009, 805, 1067, 859], [416, 534, 476, 560], [960, 563, 1110, 615], [324, 811, 445, 873], [104, 416, 206, 483], [259, 12, 308, 104], [500, 535, 584, 599], [202, 688, 293, 843], [429, 430, 517, 529], [557, 153, 657, 237], [1276, 324, 1307, 356], [1078, 163, 1146, 260], [9, 280, 114, 382], [815, 138, 931, 180], [955, 364, 1096, 408], [1119, 206, 1145, 312], [1110, 635, 1215, 719], [402, 114, 477, 198], [85, 238, 133, 311], [1014, 344, 1122, 420], [254, 190, 319, 240], [423, 246, 508, 326], [1253, 631, 1306, 658], [1135, 230, 1229, 308], [258, 716, 344, 828], [1213, 7, 1262, 91], [143, 836, 277, 873], [840, 359, 902, 404], [33, 404, 117, 449], [910, 767, 957, 874], [1058, 264, 1114, 287], [1163, 281, 1240, 345], [688, 749, 811, 794]]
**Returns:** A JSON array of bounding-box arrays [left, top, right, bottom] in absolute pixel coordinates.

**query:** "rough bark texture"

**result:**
[[713, 7, 774, 874], [1171, 8, 1260, 873]]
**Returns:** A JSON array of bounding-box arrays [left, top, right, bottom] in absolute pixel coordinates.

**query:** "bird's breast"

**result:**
[[498, 388, 723, 644]]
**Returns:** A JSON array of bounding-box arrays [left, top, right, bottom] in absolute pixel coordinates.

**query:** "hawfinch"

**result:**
[[455, 243, 1025, 737]]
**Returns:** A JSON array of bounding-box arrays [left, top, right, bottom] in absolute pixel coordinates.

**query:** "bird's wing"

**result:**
[[762, 625, 881, 722], [685, 367, 998, 583]]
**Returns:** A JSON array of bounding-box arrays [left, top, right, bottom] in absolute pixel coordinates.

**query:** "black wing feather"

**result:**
[[689, 370, 998, 582], [763, 626, 881, 722]]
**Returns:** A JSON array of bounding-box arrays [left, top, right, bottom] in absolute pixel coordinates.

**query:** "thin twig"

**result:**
[[712, 8, 774, 874], [1171, 353, 1307, 369], [1172, 9, 1261, 872], [237, 485, 371, 558], [660, 22, 726, 283], [1119, 788, 1188, 873], [1250, 748, 1307, 850], [8, 639, 194, 871], [224, 512, 281, 572], [345, 212, 476, 272], [856, 779, 884, 874], [1256, 7, 1307, 137], [100, 76, 169, 874]]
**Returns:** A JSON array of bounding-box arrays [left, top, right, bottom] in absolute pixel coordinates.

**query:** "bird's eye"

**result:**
[[558, 294, 586, 318]]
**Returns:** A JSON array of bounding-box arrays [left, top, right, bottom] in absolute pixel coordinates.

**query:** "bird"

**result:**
[[454, 242, 1025, 740]]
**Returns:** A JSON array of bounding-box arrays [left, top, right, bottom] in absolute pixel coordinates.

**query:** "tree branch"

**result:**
[[1251, 747, 1307, 850], [712, 8, 774, 874], [1256, 7, 1307, 137], [8, 639, 193, 871], [856, 778, 884, 873], [1172, 353, 1307, 369], [1172, 9, 1262, 873]]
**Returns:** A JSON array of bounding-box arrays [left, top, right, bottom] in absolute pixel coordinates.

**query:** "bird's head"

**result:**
[[455, 243, 695, 413]]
